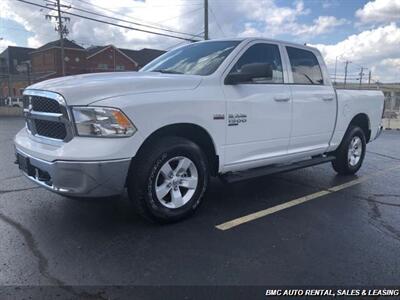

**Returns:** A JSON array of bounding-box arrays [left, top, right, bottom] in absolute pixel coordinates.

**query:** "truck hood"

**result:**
[[26, 72, 202, 105]]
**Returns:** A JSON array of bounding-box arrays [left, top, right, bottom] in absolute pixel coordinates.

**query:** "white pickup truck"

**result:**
[[14, 38, 384, 222]]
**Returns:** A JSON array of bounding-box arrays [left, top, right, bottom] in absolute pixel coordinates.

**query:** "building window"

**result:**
[[116, 65, 125, 71], [98, 63, 108, 70]]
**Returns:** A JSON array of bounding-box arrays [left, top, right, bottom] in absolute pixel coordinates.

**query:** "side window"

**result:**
[[286, 46, 323, 85], [230, 43, 284, 84]]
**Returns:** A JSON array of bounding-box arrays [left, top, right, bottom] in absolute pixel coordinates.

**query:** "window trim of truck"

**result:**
[[220, 40, 290, 85]]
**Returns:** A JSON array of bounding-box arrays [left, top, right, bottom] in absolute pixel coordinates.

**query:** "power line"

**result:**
[[16, 0, 201, 42], [74, 0, 200, 30], [157, 7, 203, 24], [209, 4, 226, 37], [45, 0, 71, 76], [164, 31, 204, 51], [47, 0, 202, 38], [76, 0, 203, 8]]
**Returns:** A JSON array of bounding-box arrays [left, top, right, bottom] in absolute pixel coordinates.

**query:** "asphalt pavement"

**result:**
[[0, 117, 399, 299]]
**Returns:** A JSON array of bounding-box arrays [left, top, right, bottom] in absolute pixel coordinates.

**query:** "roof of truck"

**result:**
[[192, 37, 320, 52]]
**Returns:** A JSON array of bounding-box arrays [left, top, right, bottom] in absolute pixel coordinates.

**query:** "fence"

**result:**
[[383, 94, 400, 130]]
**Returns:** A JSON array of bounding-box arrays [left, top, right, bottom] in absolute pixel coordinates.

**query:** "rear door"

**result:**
[[222, 42, 292, 170], [284, 46, 336, 154]]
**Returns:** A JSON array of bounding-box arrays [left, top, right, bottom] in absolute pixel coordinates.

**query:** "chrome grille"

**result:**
[[23, 91, 73, 142], [35, 119, 67, 140], [31, 96, 62, 113]]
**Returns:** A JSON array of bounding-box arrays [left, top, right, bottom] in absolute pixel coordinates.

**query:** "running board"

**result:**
[[221, 155, 336, 184]]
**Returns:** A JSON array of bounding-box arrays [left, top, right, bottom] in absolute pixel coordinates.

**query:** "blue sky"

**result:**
[[0, 19, 33, 46], [0, 0, 399, 82], [0, 0, 372, 47], [276, 0, 369, 43]]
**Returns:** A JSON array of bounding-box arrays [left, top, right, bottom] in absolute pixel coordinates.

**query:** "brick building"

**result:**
[[86, 45, 138, 72], [0, 46, 34, 98], [30, 39, 87, 79], [0, 38, 165, 98], [120, 48, 165, 69]]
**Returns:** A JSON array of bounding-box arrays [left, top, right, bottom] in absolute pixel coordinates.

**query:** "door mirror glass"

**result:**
[[225, 63, 273, 85]]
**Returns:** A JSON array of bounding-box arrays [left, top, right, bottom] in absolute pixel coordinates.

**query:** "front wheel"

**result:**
[[332, 125, 366, 175], [128, 137, 209, 223]]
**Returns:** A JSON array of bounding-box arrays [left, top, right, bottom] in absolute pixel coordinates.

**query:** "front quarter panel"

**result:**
[[95, 80, 226, 167]]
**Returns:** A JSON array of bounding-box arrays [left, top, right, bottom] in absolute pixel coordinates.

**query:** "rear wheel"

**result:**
[[128, 137, 209, 223], [332, 125, 366, 175]]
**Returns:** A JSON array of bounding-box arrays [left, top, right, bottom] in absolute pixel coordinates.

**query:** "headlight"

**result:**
[[72, 107, 136, 137]]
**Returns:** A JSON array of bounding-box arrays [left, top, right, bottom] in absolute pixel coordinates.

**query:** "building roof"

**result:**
[[0, 46, 35, 74], [86, 45, 108, 57], [119, 48, 165, 66], [0, 46, 35, 58], [85, 45, 165, 67], [34, 38, 85, 52]]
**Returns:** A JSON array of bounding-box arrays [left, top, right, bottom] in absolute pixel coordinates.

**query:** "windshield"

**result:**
[[140, 41, 241, 76]]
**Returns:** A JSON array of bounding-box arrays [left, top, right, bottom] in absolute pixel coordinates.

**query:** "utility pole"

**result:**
[[7, 46, 11, 97], [204, 0, 209, 40], [334, 56, 338, 85], [45, 0, 70, 76], [358, 67, 368, 88], [344, 60, 351, 88], [368, 70, 372, 86], [56, 0, 65, 76]]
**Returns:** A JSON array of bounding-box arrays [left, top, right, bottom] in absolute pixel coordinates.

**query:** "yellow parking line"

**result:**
[[216, 165, 400, 231]]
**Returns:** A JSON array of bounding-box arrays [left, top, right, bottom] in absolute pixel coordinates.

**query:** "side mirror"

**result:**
[[225, 63, 273, 85]]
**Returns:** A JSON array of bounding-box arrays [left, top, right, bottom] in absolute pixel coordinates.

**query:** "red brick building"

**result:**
[[86, 45, 139, 72], [0, 39, 165, 99], [30, 39, 87, 80], [30, 39, 165, 78]]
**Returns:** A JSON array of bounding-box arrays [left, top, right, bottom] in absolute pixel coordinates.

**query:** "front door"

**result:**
[[223, 42, 292, 171]]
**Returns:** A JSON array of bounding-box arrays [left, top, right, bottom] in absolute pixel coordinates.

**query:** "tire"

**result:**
[[332, 125, 366, 175], [127, 136, 209, 223]]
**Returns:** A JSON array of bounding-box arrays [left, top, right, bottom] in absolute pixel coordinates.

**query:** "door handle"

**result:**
[[274, 97, 290, 102], [322, 97, 334, 101]]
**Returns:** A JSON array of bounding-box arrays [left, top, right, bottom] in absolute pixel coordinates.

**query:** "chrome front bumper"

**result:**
[[15, 148, 131, 197]]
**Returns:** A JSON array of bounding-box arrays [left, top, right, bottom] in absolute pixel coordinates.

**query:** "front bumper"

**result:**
[[15, 148, 131, 197]]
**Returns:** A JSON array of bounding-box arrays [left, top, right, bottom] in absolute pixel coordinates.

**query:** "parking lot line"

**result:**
[[215, 164, 400, 231]]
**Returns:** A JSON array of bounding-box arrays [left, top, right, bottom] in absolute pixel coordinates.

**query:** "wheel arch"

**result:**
[[134, 123, 219, 176], [348, 113, 371, 142]]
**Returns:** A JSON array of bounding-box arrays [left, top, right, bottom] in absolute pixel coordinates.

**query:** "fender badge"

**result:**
[[213, 114, 225, 120]]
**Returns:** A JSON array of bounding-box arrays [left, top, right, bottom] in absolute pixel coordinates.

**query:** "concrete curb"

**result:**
[[0, 107, 24, 117]]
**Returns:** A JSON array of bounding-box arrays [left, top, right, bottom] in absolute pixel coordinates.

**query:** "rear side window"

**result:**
[[286, 46, 323, 85], [230, 43, 284, 83]]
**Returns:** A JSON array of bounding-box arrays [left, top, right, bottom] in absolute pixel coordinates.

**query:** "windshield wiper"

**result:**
[[152, 69, 184, 74]]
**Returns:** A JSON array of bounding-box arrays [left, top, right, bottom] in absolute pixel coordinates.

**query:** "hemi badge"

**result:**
[[213, 114, 225, 120]]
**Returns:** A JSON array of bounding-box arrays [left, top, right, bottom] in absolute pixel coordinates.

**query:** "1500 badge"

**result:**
[[228, 113, 247, 126]]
